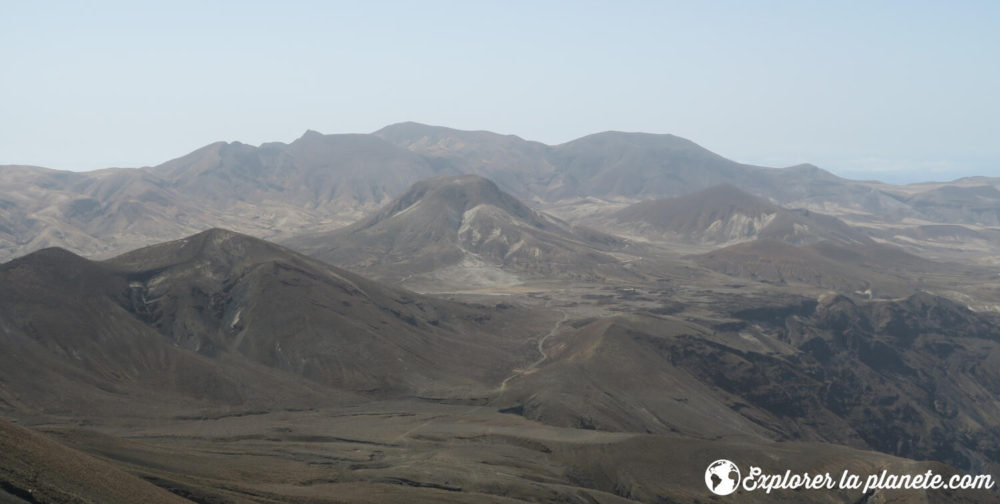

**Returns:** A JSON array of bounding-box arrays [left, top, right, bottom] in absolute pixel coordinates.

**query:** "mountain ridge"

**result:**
[[3, 122, 1000, 264]]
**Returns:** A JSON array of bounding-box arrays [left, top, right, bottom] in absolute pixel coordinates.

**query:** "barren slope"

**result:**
[[284, 175, 637, 288]]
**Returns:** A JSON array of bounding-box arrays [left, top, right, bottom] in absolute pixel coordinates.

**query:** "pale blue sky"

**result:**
[[2, 1, 998, 183]]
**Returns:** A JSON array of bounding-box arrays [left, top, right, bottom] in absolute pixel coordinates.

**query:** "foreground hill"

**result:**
[[0, 418, 192, 504], [0, 244, 330, 417], [1, 231, 997, 502], [284, 175, 637, 288], [107, 228, 539, 393], [0, 229, 540, 418]]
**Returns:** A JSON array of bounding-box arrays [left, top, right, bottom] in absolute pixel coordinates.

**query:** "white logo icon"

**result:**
[[705, 459, 741, 496]]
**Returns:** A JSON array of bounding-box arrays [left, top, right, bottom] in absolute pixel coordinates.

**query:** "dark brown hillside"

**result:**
[[497, 292, 1000, 474], [0, 246, 341, 418], [0, 229, 543, 419], [1, 231, 996, 502], [105, 228, 541, 395], [0, 418, 193, 504]]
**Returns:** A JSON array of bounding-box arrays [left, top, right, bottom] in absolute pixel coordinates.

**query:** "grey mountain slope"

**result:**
[[546, 131, 901, 213], [373, 122, 559, 201], [547, 130, 760, 199], [693, 237, 972, 297], [283, 175, 636, 286], [864, 223, 1000, 265], [0, 164, 235, 261], [901, 184, 1000, 225], [600, 185, 1000, 289], [150, 131, 447, 214], [607, 184, 873, 246], [376, 122, 889, 209], [378, 123, 1000, 236], [0, 131, 448, 262]]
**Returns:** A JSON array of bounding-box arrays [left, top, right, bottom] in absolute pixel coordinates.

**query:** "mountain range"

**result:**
[[4, 123, 1000, 502], [4, 122, 1000, 265]]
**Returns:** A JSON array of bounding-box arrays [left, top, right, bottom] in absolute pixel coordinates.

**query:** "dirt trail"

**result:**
[[396, 308, 568, 442], [499, 310, 569, 392]]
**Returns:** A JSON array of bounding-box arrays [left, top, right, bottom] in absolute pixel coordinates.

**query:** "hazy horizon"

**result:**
[[3, 1, 998, 184]]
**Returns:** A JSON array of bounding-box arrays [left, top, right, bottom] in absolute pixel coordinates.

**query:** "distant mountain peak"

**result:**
[[283, 174, 631, 285], [559, 130, 699, 149], [397, 174, 505, 205], [374, 122, 534, 146], [373, 121, 457, 141], [373, 174, 541, 226], [377, 120, 437, 131]]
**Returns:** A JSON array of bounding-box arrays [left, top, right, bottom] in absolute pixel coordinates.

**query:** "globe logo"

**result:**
[[705, 459, 741, 496]]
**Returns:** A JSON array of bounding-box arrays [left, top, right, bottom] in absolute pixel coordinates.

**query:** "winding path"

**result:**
[[394, 308, 570, 442], [499, 310, 569, 392]]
